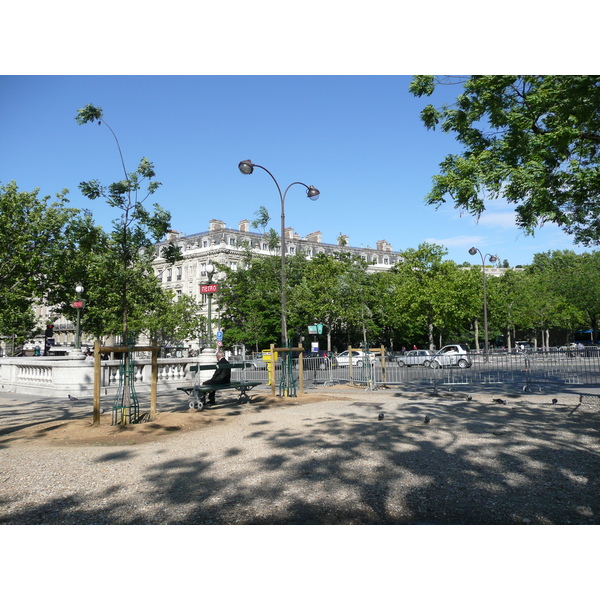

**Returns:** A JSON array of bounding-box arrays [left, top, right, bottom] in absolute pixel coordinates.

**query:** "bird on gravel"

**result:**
[[68, 394, 78, 402], [424, 415, 431, 424], [378, 413, 384, 421], [552, 398, 558, 404], [493, 398, 508, 405]]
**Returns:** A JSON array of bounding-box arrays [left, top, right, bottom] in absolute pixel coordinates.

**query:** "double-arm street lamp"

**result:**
[[238, 160, 320, 346], [468, 247, 498, 357]]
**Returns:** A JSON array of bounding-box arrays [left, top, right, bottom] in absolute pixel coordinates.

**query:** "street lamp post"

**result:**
[[74, 284, 85, 350], [205, 263, 215, 349], [238, 160, 319, 346], [468, 247, 497, 357]]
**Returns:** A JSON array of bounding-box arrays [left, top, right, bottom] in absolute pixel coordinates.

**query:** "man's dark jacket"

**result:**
[[204, 357, 231, 385]]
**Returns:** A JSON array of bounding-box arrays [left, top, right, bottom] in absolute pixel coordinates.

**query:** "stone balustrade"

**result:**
[[0, 356, 201, 398]]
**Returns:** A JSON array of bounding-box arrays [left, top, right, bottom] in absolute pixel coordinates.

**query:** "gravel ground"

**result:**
[[1, 386, 600, 525]]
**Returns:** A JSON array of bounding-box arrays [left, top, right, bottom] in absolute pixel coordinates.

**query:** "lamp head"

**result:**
[[205, 263, 215, 274], [489, 255, 498, 263], [75, 284, 84, 294], [306, 185, 320, 201], [238, 160, 254, 175], [468, 247, 478, 256]]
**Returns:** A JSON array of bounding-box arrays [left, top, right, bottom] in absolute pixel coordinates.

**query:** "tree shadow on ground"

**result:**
[[2, 396, 599, 524]]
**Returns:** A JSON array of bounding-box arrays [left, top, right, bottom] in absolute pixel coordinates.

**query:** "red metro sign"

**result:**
[[200, 284, 219, 294]]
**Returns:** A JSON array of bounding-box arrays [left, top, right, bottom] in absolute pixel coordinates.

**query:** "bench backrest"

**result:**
[[189, 363, 246, 373]]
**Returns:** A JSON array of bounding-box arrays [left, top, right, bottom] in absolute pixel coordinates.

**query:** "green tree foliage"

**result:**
[[290, 252, 376, 349], [217, 255, 284, 351], [410, 76, 600, 245], [0, 181, 81, 347], [251, 206, 280, 252], [527, 250, 599, 342], [389, 243, 473, 350], [192, 240, 600, 353], [143, 293, 206, 348], [76, 104, 181, 341], [486, 269, 526, 350]]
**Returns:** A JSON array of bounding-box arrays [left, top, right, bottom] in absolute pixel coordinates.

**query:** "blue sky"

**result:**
[[1, 74, 590, 268]]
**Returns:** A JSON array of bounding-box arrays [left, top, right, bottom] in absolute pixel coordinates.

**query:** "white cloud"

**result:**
[[477, 211, 517, 229]]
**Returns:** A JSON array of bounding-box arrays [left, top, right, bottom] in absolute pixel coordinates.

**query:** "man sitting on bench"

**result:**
[[202, 350, 231, 405]]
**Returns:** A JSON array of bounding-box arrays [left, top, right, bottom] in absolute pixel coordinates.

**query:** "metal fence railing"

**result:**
[[297, 356, 340, 388], [379, 349, 600, 393], [230, 348, 600, 395]]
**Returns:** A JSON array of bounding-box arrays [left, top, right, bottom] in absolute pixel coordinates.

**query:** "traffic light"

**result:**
[[45, 324, 54, 337]]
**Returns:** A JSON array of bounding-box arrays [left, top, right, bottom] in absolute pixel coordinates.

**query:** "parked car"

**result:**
[[396, 349, 434, 367], [430, 344, 472, 369], [335, 350, 375, 367], [228, 355, 265, 370]]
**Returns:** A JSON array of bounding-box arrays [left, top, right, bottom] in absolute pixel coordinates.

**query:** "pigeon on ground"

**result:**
[[424, 415, 431, 424], [493, 398, 508, 405], [68, 394, 78, 402], [378, 413, 384, 421], [552, 398, 558, 404]]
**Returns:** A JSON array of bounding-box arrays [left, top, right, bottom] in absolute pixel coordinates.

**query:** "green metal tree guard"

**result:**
[[360, 343, 376, 391], [279, 341, 297, 397], [112, 339, 140, 425]]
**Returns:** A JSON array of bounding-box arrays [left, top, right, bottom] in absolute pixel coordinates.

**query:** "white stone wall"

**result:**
[[0, 356, 198, 398]]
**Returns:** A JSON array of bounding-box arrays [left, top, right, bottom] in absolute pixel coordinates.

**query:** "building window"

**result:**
[[176, 267, 182, 280]]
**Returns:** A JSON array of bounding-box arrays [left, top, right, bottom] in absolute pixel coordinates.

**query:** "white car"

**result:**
[[396, 349, 434, 367], [335, 350, 375, 367], [430, 344, 472, 369]]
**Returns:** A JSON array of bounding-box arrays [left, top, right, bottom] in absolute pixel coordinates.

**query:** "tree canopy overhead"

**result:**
[[409, 76, 600, 245]]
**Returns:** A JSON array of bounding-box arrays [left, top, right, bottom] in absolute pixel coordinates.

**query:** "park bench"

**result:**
[[177, 363, 262, 410]]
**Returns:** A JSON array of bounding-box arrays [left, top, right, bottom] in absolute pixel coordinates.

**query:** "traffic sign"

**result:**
[[216, 331, 223, 341], [308, 323, 324, 335]]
